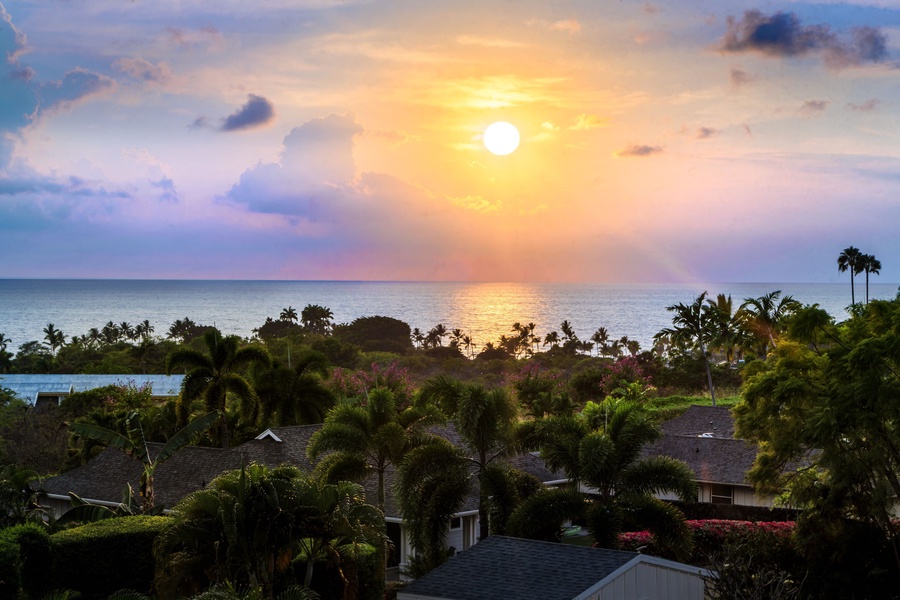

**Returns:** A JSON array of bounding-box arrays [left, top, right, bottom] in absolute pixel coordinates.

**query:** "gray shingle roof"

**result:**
[[660, 405, 735, 439], [399, 536, 638, 600], [642, 435, 758, 485]]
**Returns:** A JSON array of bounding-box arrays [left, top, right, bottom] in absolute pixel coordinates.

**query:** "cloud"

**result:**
[[0, 2, 28, 62], [847, 99, 880, 112], [617, 144, 663, 157], [113, 57, 172, 83], [697, 127, 718, 139], [721, 11, 888, 68], [451, 195, 501, 213], [541, 121, 560, 131], [38, 68, 115, 115], [151, 177, 179, 203], [800, 99, 829, 115], [365, 129, 420, 145], [569, 114, 607, 131], [551, 20, 581, 35], [730, 68, 752, 88], [227, 112, 362, 215], [221, 94, 275, 132], [643, 4, 662, 15]]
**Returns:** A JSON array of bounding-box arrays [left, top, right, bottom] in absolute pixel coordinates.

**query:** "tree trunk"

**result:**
[[701, 343, 716, 407]]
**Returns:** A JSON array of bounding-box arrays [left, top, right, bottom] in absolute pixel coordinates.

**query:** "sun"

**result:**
[[483, 121, 520, 156]]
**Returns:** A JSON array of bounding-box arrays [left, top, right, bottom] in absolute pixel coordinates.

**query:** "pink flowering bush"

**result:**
[[615, 520, 796, 562], [328, 361, 414, 406]]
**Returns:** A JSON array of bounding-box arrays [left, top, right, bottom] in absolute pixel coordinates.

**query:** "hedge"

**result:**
[[0, 523, 51, 599], [0, 537, 19, 600], [51, 515, 168, 599]]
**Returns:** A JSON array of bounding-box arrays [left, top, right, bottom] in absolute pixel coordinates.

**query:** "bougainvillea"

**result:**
[[615, 520, 796, 558], [327, 361, 414, 406]]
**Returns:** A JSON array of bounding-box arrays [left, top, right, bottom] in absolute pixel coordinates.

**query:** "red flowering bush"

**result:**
[[327, 361, 414, 406]]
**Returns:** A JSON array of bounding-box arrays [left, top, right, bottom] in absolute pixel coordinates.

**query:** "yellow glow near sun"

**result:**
[[483, 121, 520, 155]]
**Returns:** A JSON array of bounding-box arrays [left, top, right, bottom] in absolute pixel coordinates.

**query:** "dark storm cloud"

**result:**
[[221, 94, 275, 131], [619, 144, 662, 157], [721, 11, 888, 68]]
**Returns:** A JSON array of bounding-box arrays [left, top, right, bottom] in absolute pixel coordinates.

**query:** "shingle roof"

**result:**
[[642, 435, 758, 485], [39, 443, 242, 509], [660, 405, 735, 439], [38, 420, 561, 519], [399, 536, 639, 600]]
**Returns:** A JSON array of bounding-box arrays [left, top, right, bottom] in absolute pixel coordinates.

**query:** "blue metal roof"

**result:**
[[0, 374, 184, 404]]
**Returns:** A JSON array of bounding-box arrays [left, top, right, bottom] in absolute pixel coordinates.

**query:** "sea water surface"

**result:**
[[0, 280, 897, 353]]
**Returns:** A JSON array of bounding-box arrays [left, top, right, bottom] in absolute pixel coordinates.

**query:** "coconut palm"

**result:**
[[511, 400, 696, 558], [279, 306, 298, 323], [838, 246, 864, 305], [0, 333, 9, 352], [740, 291, 800, 358], [411, 328, 425, 349], [861, 254, 882, 304], [251, 350, 335, 427], [307, 387, 441, 510], [430, 323, 448, 347], [591, 328, 609, 357], [70, 410, 218, 513], [135, 319, 154, 341], [166, 330, 271, 448], [103, 321, 120, 345], [461, 334, 475, 358], [705, 293, 747, 364], [656, 291, 717, 405], [543, 331, 560, 350], [401, 378, 519, 544], [42, 323, 65, 356]]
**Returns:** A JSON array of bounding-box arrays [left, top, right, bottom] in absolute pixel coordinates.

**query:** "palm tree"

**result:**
[[301, 304, 333, 335], [70, 410, 218, 513], [166, 330, 271, 448], [119, 322, 135, 342], [543, 331, 560, 350], [705, 293, 746, 364], [43, 323, 65, 355], [402, 378, 519, 542], [740, 291, 800, 358], [279, 306, 298, 323], [461, 334, 475, 359], [861, 254, 882, 304], [0, 333, 9, 352], [511, 400, 696, 558], [88, 327, 102, 348], [656, 291, 717, 405], [411, 328, 425, 349], [307, 387, 440, 510], [251, 350, 335, 426], [135, 319, 154, 341], [450, 328, 464, 349], [103, 321, 120, 345], [838, 246, 864, 305], [154, 463, 386, 598], [430, 323, 448, 347], [591, 328, 609, 357], [167, 317, 197, 343]]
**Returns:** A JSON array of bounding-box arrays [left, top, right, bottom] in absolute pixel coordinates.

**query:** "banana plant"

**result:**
[[71, 410, 219, 513]]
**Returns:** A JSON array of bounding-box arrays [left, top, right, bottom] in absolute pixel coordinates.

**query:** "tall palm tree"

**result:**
[[430, 323, 448, 346], [251, 350, 335, 426], [591, 328, 609, 357], [543, 331, 560, 350], [279, 306, 298, 323], [861, 254, 882, 304], [103, 321, 120, 345], [402, 378, 519, 541], [450, 328, 464, 350], [70, 410, 219, 513], [705, 293, 747, 364], [43, 323, 65, 356], [119, 322, 135, 343], [656, 291, 717, 405], [411, 328, 425, 349], [307, 387, 440, 510], [838, 246, 864, 305], [740, 290, 800, 358], [511, 400, 696, 558], [0, 333, 9, 352], [166, 330, 270, 448]]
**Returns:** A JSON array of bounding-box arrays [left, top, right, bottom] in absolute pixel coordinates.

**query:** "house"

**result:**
[[0, 374, 185, 409], [396, 536, 708, 600], [643, 405, 775, 507], [37, 422, 564, 576]]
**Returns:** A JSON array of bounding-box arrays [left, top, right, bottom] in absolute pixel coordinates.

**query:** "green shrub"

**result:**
[[0, 537, 20, 600], [0, 522, 51, 598], [51, 516, 168, 599]]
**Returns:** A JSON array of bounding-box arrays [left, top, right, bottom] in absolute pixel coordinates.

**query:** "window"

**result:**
[[710, 484, 733, 504], [449, 516, 461, 530]]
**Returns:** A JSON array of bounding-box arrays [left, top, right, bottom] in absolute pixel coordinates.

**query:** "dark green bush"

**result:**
[[0, 537, 20, 600], [51, 516, 168, 599], [0, 522, 50, 598]]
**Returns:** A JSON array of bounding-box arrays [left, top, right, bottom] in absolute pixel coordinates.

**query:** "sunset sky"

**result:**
[[1, 0, 898, 283]]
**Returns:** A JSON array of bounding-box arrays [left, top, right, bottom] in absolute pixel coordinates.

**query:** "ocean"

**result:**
[[0, 280, 897, 354]]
